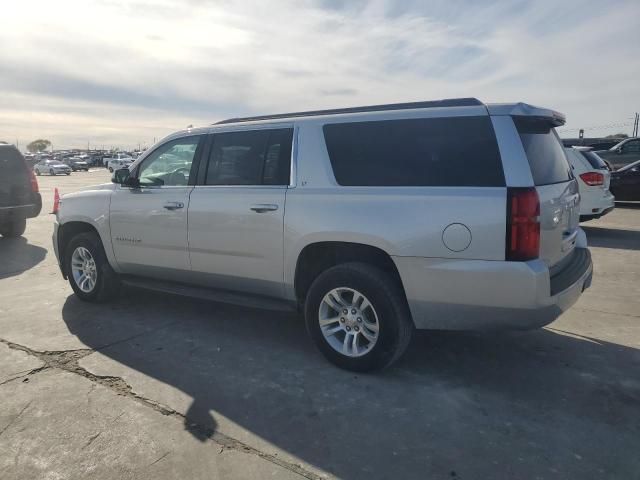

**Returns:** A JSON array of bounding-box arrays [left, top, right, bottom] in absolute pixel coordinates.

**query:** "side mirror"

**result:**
[[616, 147, 623, 154], [112, 168, 139, 187]]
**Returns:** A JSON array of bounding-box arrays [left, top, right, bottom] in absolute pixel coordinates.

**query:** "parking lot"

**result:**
[[1, 169, 639, 479]]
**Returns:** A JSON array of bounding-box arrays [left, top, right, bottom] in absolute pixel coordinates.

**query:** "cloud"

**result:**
[[1, 0, 638, 148]]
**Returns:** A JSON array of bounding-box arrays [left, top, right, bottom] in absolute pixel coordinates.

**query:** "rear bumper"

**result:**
[[579, 191, 614, 220], [393, 247, 593, 331], [0, 193, 42, 220]]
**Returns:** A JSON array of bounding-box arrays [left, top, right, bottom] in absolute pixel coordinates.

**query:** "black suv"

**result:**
[[0, 143, 42, 237]]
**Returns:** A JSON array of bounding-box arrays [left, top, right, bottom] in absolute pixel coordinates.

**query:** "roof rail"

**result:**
[[215, 97, 483, 125]]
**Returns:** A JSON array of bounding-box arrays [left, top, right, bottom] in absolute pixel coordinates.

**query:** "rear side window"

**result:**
[[205, 128, 292, 186], [0, 147, 27, 176], [514, 117, 572, 185], [323, 116, 504, 187], [580, 151, 609, 170]]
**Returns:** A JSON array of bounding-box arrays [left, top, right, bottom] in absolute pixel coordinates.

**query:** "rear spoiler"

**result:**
[[486, 103, 566, 127]]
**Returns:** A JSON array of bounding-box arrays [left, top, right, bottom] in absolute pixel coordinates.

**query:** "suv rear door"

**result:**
[[187, 127, 293, 298], [514, 117, 580, 269]]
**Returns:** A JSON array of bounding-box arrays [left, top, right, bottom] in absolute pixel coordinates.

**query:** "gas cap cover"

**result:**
[[442, 223, 472, 252]]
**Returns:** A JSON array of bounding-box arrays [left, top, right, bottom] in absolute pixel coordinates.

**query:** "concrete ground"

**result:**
[[1, 169, 639, 480]]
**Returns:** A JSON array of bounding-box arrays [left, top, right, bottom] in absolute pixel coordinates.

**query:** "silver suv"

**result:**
[[52, 98, 592, 371]]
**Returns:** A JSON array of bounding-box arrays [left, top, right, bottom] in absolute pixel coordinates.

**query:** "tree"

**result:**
[[605, 133, 628, 139], [26, 139, 52, 153]]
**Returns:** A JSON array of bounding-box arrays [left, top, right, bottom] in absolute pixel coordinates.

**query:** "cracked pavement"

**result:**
[[1, 170, 639, 479]]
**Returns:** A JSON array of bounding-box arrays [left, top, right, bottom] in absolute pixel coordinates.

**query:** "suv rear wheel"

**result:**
[[304, 262, 413, 372], [65, 232, 120, 302], [0, 217, 26, 238]]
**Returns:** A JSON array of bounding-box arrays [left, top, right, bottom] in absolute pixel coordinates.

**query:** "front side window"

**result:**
[[205, 128, 293, 186], [622, 140, 640, 153], [137, 136, 202, 186]]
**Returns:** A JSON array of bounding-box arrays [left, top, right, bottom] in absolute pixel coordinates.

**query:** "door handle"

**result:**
[[163, 201, 184, 210], [250, 204, 279, 213]]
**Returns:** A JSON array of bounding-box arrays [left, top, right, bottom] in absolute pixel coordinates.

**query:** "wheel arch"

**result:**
[[293, 241, 408, 309], [57, 220, 116, 278]]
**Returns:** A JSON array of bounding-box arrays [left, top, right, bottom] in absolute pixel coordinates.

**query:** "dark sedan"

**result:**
[[610, 160, 640, 201]]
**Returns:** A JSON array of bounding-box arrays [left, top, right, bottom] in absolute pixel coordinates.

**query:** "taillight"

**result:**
[[29, 169, 39, 192], [506, 187, 540, 261], [579, 172, 604, 186]]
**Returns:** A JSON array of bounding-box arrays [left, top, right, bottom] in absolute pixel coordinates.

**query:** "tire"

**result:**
[[0, 217, 27, 238], [50, 168, 55, 176], [35, 169, 41, 176], [64, 231, 120, 302], [304, 262, 413, 372], [66, 172, 71, 176]]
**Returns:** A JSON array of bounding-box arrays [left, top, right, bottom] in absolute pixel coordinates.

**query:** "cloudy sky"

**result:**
[[1, 0, 638, 149]]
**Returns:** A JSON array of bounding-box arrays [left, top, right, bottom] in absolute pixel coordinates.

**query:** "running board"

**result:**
[[121, 276, 297, 312]]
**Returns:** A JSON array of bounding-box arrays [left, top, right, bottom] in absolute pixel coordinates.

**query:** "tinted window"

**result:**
[[580, 151, 608, 170], [322, 116, 504, 187], [138, 136, 201, 186], [206, 129, 292, 186], [514, 117, 572, 185], [0, 147, 27, 175], [622, 140, 640, 153]]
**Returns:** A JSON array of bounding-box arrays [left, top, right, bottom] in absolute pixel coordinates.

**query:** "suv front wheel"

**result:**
[[305, 262, 413, 372], [65, 231, 120, 302]]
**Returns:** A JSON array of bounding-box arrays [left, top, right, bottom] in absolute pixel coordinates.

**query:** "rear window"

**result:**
[[514, 117, 572, 185], [0, 147, 27, 176], [322, 116, 505, 187], [580, 151, 609, 170]]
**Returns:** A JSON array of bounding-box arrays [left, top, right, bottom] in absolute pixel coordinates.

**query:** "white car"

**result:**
[[105, 154, 134, 172], [564, 147, 615, 221]]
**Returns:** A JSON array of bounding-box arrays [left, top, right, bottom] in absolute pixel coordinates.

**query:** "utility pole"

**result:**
[[633, 112, 639, 137]]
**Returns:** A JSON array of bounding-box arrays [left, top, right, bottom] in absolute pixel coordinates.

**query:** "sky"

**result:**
[[1, 0, 638, 150]]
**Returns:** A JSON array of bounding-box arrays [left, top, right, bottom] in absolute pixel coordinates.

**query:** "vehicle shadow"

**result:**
[[615, 201, 640, 209], [61, 291, 640, 479], [583, 226, 640, 251], [0, 237, 47, 279]]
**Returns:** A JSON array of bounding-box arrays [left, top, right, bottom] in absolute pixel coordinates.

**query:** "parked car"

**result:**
[[34, 159, 72, 176], [610, 159, 640, 201], [0, 143, 42, 237], [52, 99, 592, 371], [596, 137, 640, 170], [64, 157, 89, 171], [104, 153, 134, 172], [564, 147, 614, 221]]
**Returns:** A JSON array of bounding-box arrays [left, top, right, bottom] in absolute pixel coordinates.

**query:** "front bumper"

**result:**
[[393, 247, 593, 331]]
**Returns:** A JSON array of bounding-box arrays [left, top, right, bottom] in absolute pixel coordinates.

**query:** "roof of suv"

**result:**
[[213, 98, 565, 127]]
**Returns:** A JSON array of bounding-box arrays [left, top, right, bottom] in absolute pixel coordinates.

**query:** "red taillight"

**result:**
[[579, 172, 604, 186], [506, 187, 540, 261], [52, 188, 60, 215], [29, 169, 39, 193]]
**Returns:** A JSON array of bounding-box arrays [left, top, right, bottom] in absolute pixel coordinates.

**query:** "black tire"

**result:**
[[35, 169, 41, 176], [0, 217, 27, 238], [50, 168, 55, 176], [66, 172, 71, 176], [64, 231, 120, 302], [305, 262, 413, 372]]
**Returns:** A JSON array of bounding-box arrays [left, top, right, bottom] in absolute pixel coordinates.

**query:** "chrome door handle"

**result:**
[[250, 204, 278, 213], [163, 201, 184, 210]]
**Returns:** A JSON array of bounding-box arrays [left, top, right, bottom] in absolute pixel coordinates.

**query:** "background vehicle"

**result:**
[[34, 159, 72, 176], [53, 99, 592, 372], [0, 143, 42, 237], [596, 137, 640, 170], [564, 147, 614, 221], [104, 153, 134, 172], [610, 159, 640, 201], [64, 157, 89, 171]]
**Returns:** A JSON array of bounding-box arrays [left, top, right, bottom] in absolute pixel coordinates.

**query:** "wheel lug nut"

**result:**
[[351, 309, 357, 314], [346, 326, 351, 331], [340, 317, 345, 323], [357, 317, 362, 322], [354, 326, 360, 332], [342, 309, 348, 315]]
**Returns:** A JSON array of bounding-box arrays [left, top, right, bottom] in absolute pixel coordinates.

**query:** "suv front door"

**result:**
[[187, 127, 293, 298], [110, 135, 204, 280]]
